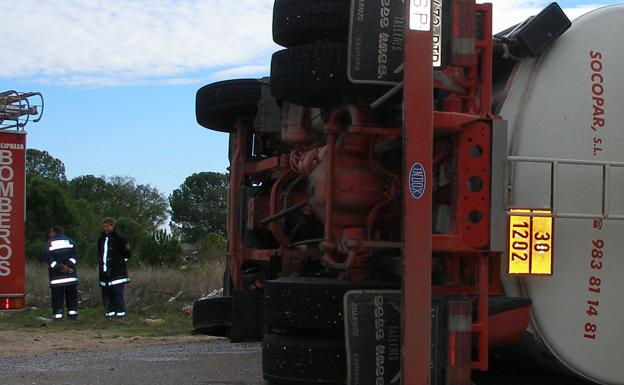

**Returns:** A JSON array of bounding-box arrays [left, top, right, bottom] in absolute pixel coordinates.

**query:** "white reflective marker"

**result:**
[[410, 0, 432, 31]]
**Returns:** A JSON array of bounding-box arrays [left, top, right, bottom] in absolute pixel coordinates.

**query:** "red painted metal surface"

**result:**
[[402, 4, 434, 384], [0, 131, 26, 310], [228, 119, 246, 289], [488, 305, 531, 348], [473, 254, 490, 370], [456, 122, 492, 249], [208, 0, 501, 380]]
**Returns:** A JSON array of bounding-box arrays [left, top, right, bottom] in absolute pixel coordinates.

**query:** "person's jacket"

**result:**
[[98, 231, 131, 286], [44, 233, 79, 287]]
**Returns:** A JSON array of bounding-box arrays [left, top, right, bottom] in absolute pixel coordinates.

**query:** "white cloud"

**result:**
[[1, 0, 278, 86], [210, 65, 271, 79], [0, 1, 608, 86]]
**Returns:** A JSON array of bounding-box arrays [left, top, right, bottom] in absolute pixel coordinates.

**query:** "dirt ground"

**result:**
[[0, 329, 217, 358]]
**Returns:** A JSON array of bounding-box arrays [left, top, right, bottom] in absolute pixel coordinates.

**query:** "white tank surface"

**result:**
[[500, 4, 624, 385]]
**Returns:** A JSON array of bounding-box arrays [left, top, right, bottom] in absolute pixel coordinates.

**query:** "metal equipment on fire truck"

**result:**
[[192, 1, 624, 384]]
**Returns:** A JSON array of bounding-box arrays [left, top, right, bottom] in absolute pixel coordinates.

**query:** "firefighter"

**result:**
[[44, 225, 79, 320], [97, 217, 131, 319]]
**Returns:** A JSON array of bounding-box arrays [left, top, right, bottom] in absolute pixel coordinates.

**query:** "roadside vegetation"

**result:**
[[0, 258, 225, 337], [6, 149, 229, 337]]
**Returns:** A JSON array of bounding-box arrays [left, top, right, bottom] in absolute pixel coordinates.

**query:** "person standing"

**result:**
[[44, 225, 79, 320], [97, 217, 131, 319]]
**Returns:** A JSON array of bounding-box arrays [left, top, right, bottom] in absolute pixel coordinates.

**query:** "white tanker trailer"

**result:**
[[499, 4, 624, 384]]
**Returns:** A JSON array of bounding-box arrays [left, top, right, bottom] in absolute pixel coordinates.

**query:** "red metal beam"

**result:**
[[432, 234, 479, 253], [476, 3, 493, 116], [433, 111, 481, 131], [243, 155, 281, 175], [402, 3, 433, 384], [228, 119, 247, 289]]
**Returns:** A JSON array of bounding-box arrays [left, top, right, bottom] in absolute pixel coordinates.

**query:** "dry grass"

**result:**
[[25, 260, 225, 311]]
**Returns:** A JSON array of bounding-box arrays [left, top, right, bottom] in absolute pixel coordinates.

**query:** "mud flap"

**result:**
[[348, 0, 452, 85], [344, 291, 472, 385], [344, 290, 402, 385]]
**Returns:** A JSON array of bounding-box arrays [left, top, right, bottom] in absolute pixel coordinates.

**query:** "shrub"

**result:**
[[196, 232, 227, 264], [139, 229, 183, 267], [25, 260, 225, 310]]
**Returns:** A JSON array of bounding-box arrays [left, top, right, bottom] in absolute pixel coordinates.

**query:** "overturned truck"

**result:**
[[193, 1, 624, 384]]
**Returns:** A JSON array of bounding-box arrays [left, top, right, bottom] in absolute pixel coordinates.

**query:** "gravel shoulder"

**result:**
[[0, 329, 218, 358], [0, 338, 264, 385]]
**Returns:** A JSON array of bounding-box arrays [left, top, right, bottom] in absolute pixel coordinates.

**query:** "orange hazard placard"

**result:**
[[0, 131, 26, 310], [508, 209, 553, 276]]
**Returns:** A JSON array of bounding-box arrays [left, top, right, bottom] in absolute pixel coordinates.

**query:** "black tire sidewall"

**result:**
[[195, 79, 261, 132]]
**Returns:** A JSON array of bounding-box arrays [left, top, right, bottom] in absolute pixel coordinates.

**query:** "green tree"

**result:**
[[169, 172, 227, 242], [68, 175, 168, 232], [67, 175, 110, 204], [114, 217, 148, 267], [65, 198, 103, 265], [25, 175, 76, 259], [26, 149, 67, 181], [24, 150, 170, 264], [107, 176, 168, 232]]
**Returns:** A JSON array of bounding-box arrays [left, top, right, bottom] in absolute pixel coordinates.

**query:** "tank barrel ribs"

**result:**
[[0, 90, 44, 130]]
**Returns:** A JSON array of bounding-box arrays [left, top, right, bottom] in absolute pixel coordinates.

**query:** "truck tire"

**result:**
[[270, 40, 385, 107], [264, 277, 399, 332], [272, 0, 350, 47], [192, 295, 232, 337], [263, 333, 346, 385], [196, 79, 261, 132]]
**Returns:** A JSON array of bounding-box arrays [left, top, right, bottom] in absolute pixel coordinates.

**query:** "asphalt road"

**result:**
[[0, 338, 596, 385], [0, 339, 264, 385]]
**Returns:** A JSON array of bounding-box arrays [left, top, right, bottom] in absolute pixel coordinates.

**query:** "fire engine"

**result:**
[[0, 90, 43, 311], [193, 1, 624, 384]]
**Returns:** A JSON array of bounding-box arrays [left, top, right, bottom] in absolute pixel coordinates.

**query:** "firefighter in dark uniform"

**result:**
[[44, 225, 79, 320], [98, 217, 131, 319]]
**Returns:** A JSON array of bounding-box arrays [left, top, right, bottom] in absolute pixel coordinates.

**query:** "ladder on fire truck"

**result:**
[[0, 90, 44, 130]]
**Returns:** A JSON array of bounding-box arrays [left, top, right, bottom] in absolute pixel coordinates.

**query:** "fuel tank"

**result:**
[[500, 5, 624, 384]]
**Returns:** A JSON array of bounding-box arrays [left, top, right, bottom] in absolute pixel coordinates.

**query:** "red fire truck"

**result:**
[[0, 91, 44, 311], [193, 1, 622, 384]]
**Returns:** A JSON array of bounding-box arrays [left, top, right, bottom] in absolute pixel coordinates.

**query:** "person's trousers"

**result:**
[[101, 283, 126, 317], [51, 285, 78, 319]]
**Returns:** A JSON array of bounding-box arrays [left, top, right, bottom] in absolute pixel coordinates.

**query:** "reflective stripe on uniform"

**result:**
[[102, 237, 109, 272], [69, 258, 77, 264], [54, 313, 63, 319], [68, 310, 78, 315], [109, 278, 129, 286], [50, 277, 78, 285], [116, 312, 126, 317], [50, 261, 57, 268], [99, 281, 108, 287], [49, 239, 74, 251], [105, 312, 115, 317]]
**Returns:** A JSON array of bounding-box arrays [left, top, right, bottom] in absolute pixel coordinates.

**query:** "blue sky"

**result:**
[[0, 0, 615, 198]]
